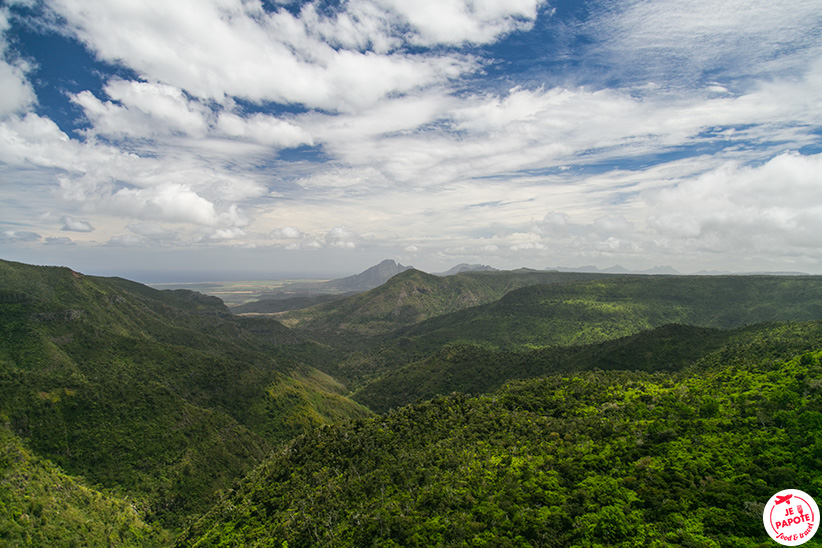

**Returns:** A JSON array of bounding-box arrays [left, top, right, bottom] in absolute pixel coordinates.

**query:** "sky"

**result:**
[[1, 0, 822, 281]]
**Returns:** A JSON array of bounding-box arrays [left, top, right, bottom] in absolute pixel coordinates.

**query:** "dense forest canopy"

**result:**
[[2, 258, 822, 546]]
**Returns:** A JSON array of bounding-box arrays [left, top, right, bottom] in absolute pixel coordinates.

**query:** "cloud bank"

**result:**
[[1, 0, 821, 277]]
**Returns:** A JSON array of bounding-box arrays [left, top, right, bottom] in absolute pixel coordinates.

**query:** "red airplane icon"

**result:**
[[776, 494, 793, 505]]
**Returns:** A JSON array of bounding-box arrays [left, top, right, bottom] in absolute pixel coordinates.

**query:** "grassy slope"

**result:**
[[180, 325, 822, 547], [0, 259, 371, 530]]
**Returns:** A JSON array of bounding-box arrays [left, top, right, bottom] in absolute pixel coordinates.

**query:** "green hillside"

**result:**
[[7, 258, 822, 547], [0, 425, 170, 547], [397, 275, 822, 350], [0, 259, 371, 530], [278, 269, 612, 338], [179, 330, 822, 547], [354, 321, 822, 412], [310, 274, 822, 390]]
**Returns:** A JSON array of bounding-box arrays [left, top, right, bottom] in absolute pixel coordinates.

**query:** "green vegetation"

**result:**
[[0, 425, 169, 547], [232, 293, 349, 314], [180, 338, 822, 547], [313, 274, 822, 389], [396, 275, 822, 350], [0, 259, 370, 532], [6, 258, 822, 546], [278, 269, 611, 338], [354, 321, 822, 412]]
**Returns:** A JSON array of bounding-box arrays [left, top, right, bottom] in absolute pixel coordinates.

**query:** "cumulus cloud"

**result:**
[[207, 227, 247, 241], [325, 225, 356, 248], [265, 224, 359, 250], [72, 80, 210, 139], [110, 185, 217, 226], [646, 152, 822, 253], [60, 215, 94, 232], [272, 226, 303, 239], [0, 111, 265, 232]]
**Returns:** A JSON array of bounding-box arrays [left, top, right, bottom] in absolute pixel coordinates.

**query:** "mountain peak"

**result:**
[[323, 260, 414, 292]]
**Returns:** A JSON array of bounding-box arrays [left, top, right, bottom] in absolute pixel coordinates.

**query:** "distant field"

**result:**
[[149, 279, 337, 306]]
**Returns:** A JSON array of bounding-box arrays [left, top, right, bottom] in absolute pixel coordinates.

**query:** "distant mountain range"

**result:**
[[546, 264, 681, 275], [230, 260, 813, 315]]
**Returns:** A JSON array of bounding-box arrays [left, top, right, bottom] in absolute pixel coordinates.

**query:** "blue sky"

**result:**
[[1, 0, 822, 281]]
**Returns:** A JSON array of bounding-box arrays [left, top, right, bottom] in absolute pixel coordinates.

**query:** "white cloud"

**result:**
[[4, 0, 822, 276], [106, 234, 146, 247], [45, 0, 482, 111], [325, 225, 356, 249], [127, 221, 180, 241], [370, 0, 546, 46], [109, 184, 220, 226], [61, 215, 94, 232], [645, 152, 822, 253], [0, 112, 268, 234], [73, 80, 210, 139], [208, 227, 246, 240], [593, 215, 633, 236], [0, 9, 36, 117], [272, 226, 302, 239], [73, 79, 316, 146], [216, 112, 312, 147]]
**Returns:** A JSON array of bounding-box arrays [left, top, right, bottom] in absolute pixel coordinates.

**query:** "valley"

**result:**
[[2, 258, 822, 546]]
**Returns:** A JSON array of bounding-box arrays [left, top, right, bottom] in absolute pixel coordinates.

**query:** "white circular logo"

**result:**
[[763, 489, 819, 546]]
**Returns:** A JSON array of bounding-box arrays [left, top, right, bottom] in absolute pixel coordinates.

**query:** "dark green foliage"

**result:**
[[279, 269, 612, 338], [397, 275, 822, 351], [0, 425, 170, 547], [329, 274, 822, 388], [8, 258, 822, 547], [355, 321, 822, 412], [180, 339, 822, 547], [353, 324, 728, 412], [0, 259, 371, 531]]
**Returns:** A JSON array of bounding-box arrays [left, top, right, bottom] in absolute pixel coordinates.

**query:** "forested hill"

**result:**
[[0, 259, 371, 532], [6, 258, 822, 547], [276, 269, 616, 337], [0, 424, 171, 547], [313, 273, 822, 391], [353, 321, 822, 413], [180, 333, 822, 547]]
